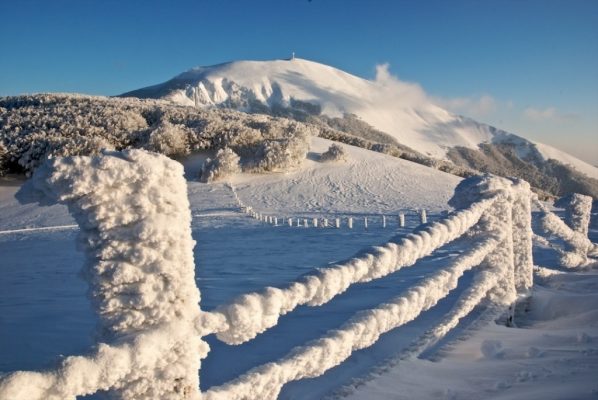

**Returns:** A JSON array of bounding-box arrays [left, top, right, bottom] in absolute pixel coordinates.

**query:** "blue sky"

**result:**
[[1, 0, 596, 164]]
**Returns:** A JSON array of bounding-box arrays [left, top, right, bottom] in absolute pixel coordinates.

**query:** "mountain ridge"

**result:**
[[120, 58, 598, 185]]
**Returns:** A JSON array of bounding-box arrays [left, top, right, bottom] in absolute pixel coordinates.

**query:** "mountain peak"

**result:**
[[120, 58, 598, 184]]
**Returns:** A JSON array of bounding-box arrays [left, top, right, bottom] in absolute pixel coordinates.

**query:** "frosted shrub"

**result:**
[[17, 133, 112, 175], [200, 147, 241, 183], [0, 141, 7, 176], [144, 120, 190, 157], [320, 143, 347, 162], [252, 129, 309, 172]]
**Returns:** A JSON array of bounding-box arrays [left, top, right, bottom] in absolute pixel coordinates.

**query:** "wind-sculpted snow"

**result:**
[[199, 196, 496, 344], [0, 150, 204, 400]]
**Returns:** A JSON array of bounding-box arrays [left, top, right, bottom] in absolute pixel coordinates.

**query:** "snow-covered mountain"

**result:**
[[121, 58, 598, 184]]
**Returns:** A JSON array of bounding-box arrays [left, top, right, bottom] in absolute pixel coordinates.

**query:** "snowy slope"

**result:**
[[122, 58, 598, 181], [228, 137, 461, 215], [0, 138, 461, 399], [1, 139, 597, 399], [344, 268, 598, 400]]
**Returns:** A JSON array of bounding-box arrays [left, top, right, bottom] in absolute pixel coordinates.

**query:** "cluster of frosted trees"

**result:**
[[0, 94, 313, 177], [3, 93, 594, 199], [0, 93, 477, 182]]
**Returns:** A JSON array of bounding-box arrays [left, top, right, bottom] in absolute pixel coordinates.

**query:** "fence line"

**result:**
[[0, 152, 540, 400], [229, 182, 422, 231], [197, 196, 495, 343]]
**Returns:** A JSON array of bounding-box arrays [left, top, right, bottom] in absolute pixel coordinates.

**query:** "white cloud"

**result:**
[[523, 106, 578, 122], [373, 64, 497, 118], [372, 63, 428, 107], [433, 94, 497, 117]]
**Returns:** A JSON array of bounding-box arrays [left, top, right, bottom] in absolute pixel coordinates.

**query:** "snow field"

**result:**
[[201, 174, 535, 399], [0, 148, 540, 400], [231, 180, 420, 231], [3, 140, 594, 400], [200, 193, 495, 344]]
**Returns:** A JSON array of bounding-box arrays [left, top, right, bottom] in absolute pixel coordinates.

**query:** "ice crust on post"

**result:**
[[0, 150, 204, 400]]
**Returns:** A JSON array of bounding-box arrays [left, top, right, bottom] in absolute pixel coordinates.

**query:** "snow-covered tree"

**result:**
[[0, 141, 7, 176], [252, 129, 309, 172], [200, 147, 241, 183], [320, 143, 347, 162], [143, 120, 190, 157]]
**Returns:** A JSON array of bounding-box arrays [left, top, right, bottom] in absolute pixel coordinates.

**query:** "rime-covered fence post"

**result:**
[[511, 181, 534, 293], [420, 209, 427, 224], [555, 193, 593, 236], [449, 175, 534, 310], [1, 150, 205, 400]]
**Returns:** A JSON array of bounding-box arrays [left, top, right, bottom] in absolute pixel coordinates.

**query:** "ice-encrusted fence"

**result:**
[[0, 151, 535, 400], [534, 193, 598, 268]]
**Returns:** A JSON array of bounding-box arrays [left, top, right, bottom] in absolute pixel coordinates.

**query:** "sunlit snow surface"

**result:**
[[1, 138, 596, 399]]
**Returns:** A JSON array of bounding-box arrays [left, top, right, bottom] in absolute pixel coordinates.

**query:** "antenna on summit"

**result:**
[[291, 51, 295, 60]]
